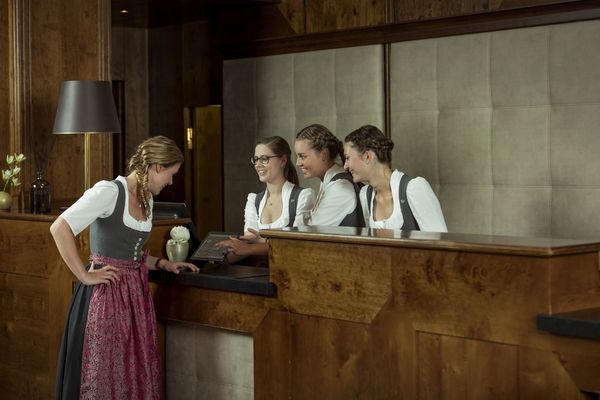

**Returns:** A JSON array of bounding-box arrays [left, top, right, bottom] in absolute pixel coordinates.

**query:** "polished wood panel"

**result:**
[[263, 226, 600, 256], [6, 211, 600, 397], [222, 0, 600, 58], [393, 0, 490, 22], [189, 106, 223, 237], [417, 333, 519, 399], [0, 216, 77, 399], [9, 0, 113, 207], [305, 0, 387, 33], [277, 0, 306, 34], [0, 0, 9, 161], [111, 26, 149, 167], [270, 239, 392, 323], [490, 0, 578, 10], [148, 25, 185, 202], [260, 229, 600, 398], [519, 347, 585, 399], [182, 21, 213, 107]]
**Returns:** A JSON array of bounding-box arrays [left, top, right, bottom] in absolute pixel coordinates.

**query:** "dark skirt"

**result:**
[[55, 281, 94, 400]]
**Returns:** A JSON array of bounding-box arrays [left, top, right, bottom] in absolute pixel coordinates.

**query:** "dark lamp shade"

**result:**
[[52, 80, 121, 134]]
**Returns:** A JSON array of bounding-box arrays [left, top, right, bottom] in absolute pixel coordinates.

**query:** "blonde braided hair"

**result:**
[[295, 124, 344, 163], [127, 135, 183, 218]]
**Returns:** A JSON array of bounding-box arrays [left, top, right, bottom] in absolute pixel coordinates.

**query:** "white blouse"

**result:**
[[60, 176, 153, 236], [308, 164, 358, 227], [359, 170, 447, 233], [244, 180, 315, 232]]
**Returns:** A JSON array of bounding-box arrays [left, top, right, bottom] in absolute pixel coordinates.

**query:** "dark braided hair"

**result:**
[[127, 135, 183, 218], [295, 124, 344, 164], [344, 125, 394, 167], [256, 136, 299, 185]]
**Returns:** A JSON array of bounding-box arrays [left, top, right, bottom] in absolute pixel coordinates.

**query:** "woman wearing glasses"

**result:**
[[295, 124, 364, 227], [218, 136, 315, 263]]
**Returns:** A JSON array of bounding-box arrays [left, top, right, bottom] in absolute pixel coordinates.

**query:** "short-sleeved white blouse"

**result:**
[[60, 176, 153, 236]]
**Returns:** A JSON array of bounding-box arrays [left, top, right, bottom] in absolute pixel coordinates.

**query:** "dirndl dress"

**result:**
[[55, 180, 161, 400]]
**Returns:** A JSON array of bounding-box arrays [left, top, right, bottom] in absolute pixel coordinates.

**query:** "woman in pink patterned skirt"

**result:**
[[51, 136, 198, 399]]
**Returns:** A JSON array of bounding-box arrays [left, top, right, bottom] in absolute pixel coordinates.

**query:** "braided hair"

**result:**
[[127, 135, 184, 218], [257, 136, 299, 185], [344, 125, 394, 167], [295, 124, 344, 164]]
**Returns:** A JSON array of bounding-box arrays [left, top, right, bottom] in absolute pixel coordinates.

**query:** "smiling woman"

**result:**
[[51, 135, 199, 400], [344, 125, 447, 233], [294, 124, 364, 227], [216, 136, 315, 265]]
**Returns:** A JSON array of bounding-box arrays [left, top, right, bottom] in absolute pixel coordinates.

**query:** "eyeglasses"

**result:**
[[250, 155, 281, 165]]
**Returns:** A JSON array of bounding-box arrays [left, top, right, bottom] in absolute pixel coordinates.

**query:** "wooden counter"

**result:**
[[3, 214, 600, 399], [258, 226, 600, 399]]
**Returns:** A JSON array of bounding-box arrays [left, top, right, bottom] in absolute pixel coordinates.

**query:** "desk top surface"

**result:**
[[261, 226, 600, 257]]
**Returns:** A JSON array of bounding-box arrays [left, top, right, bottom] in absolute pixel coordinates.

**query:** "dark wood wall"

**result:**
[[1, 1, 9, 166], [5, 0, 113, 210], [216, 0, 580, 41]]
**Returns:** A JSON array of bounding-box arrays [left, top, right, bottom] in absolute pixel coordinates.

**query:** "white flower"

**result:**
[[170, 225, 190, 243], [3, 152, 26, 192]]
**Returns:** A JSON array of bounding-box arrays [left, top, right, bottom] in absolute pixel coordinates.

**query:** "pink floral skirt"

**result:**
[[55, 254, 161, 400]]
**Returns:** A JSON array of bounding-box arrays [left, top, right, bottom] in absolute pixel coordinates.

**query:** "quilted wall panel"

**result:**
[[390, 19, 600, 239]]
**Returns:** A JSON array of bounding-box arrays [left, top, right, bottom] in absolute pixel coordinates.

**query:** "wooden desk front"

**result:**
[[258, 226, 600, 399], [3, 213, 600, 399]]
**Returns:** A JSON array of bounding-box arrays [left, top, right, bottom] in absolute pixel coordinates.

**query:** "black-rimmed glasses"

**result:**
[[250, 155, 281, 166]]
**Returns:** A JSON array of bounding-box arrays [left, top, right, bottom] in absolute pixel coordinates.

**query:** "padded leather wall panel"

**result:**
[[223, 45, 384, 231], [391, 20, 600, 239]]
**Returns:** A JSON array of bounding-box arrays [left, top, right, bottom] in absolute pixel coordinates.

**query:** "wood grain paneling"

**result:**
[[393, 0, 490, 22], [222, 1, 600, 59], [253, 310, 291, 399], [9, 0, 112, 207], [111, 26, 149, 166], [289, 313, 371, 398], [417, 332, 519, 399], [148, 25, 185, 202], [277, 0, 306, 34], [264, 231, 600, 398], [270, 238, 392, 323], [550, 253, 600, 313], [0, 216, 78, 399], [519, 346, 586, 399], [490, 0, 578, 10], [182, 21, 212, 107], [305, 0, 387, 33], [0, 0, 9, 161]]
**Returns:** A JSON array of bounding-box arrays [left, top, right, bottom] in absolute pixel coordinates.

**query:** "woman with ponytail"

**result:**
[[295, 124, 364, 227], [51, 135, 198, 400], [344, 125, 447, 232], [217, 136, 315, 263]]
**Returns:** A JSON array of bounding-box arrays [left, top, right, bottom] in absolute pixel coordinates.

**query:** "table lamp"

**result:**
[[52, 80, 121, 190]]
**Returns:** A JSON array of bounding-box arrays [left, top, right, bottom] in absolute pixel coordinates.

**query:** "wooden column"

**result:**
[[8, 0, 113, 208]]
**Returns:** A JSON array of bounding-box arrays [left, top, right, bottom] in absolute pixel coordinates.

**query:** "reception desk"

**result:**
[[2, 212, 600, 399], [258, 226, 600, 399]]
